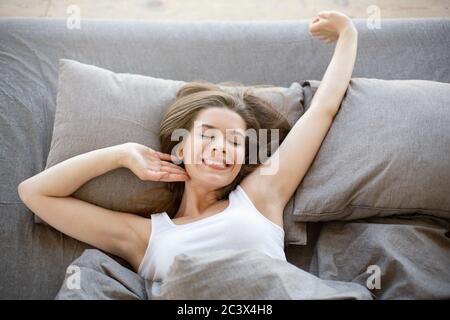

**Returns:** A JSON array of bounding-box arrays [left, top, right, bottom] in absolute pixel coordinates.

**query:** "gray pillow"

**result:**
[[40, 59, 307, 245], [152, 249, 373, 300], [292, 78, 450, 222]]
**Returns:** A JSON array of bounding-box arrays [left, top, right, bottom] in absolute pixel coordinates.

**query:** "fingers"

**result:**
[[160, 173, 190, 182], [318, 11, 331, 19], [144, 170, 168, 181], [316, 34, 329, 40], [309, 26, 337, 41], [310, 29, 332, 37], [144, 169, 190, 182], [160, 159, 184, 169], [150, 160, 191, 181], [160, 161, 188, 175], [309, 19, 327, 33], [156, 151, 181, 163], [311, 32, 333, 41], [317, 35, 336, 43]]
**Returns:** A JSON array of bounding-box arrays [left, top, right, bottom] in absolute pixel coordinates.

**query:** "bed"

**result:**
[[1, 17, 449, 299]]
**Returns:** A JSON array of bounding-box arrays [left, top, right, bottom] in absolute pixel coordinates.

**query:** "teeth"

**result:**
[[203, 159, 227, 168]]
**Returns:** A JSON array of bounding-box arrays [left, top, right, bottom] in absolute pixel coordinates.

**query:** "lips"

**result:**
[[202, 158, 232, 170]]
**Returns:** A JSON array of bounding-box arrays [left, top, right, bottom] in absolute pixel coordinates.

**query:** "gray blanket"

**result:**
[[55, 214, 450, 300], [309, 214, 450, 299], [55, 249, 373, 300], [54, 249, 150, 300]]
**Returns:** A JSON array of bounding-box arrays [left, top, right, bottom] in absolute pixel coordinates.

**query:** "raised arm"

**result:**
[[240, 11, 358, 221], [306, 11, 359, 117]]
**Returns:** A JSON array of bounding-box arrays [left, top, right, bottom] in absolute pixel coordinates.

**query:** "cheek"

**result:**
[[182, 137, 204, 165], [232, 163, 243, 176], [234, 147, 246, 165]]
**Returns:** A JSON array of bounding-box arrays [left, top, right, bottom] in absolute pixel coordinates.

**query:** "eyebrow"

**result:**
[[200, 124, 245, 138]]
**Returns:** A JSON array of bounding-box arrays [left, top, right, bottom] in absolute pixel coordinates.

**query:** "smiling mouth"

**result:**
[[202, 158, 232, 170]]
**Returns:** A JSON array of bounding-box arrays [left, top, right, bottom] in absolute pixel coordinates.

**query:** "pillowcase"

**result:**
[[40, 59, 307, 245], [291, 78, 450, 222]]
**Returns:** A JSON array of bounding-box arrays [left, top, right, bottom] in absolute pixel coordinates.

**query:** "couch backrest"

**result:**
[[1, 17, 449, 202]]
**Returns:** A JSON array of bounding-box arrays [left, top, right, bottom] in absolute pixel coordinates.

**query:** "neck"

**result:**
[[175, 180, 222, 219]]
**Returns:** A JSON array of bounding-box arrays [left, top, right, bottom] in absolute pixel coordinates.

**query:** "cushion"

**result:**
[[39, 59, 307, 245], [292, 78, 450, 222]]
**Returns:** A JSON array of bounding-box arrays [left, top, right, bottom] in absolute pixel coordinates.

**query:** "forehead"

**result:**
[[195, 107, 246, 131]]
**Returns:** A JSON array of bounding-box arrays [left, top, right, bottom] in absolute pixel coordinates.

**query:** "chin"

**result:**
[[198, 175, 232, 188], [186, 170, 233, 188]]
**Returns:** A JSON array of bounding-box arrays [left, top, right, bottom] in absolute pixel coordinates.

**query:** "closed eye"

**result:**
[[230, 140, 241, 146], [201, 134, 214, 140], [228, 136, 243, 147]]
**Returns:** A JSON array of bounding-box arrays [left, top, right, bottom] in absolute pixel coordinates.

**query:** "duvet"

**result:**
[[55, 249, 373, 300]]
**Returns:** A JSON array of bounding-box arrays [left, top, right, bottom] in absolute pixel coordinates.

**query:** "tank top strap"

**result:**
[[150, 212, 175, 233]]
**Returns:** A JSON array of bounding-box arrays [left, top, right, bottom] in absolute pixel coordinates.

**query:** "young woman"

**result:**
[[18, 11, 358, 283]]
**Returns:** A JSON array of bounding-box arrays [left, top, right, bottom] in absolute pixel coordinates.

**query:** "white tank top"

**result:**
[[138, 184, 286, 283]]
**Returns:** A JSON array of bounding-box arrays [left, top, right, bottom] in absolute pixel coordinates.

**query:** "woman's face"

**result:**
[[177, 107, 247, 189]]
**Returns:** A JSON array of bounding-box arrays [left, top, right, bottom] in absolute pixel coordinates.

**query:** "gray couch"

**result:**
[[1, 17, 449, 299]]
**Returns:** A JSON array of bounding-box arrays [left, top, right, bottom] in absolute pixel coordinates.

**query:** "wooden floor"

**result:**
[[0, 0, 449, 20]]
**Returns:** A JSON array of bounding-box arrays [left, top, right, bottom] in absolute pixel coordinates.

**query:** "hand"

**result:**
[[308, 10, 356, 44], [120, 142, 190, 182]]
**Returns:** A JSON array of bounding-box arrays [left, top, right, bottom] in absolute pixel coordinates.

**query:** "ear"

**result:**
[[174, 143, 184, 163]]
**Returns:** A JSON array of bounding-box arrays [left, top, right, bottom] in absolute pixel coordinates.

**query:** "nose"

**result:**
[[210, 138, 226, 154]]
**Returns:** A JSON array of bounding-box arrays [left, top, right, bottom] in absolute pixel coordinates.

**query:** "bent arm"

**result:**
[[18, 144, 127, 197], [17, 144, 149, 266]]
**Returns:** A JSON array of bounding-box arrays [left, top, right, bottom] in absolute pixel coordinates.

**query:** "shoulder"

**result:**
[[236, 179, 284, 228]]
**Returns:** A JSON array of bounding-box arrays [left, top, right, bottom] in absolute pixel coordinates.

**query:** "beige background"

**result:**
[[0, 0, 449, 20]]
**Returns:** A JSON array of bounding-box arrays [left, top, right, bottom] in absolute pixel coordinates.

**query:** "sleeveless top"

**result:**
[[137, 184, 286, 283]]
